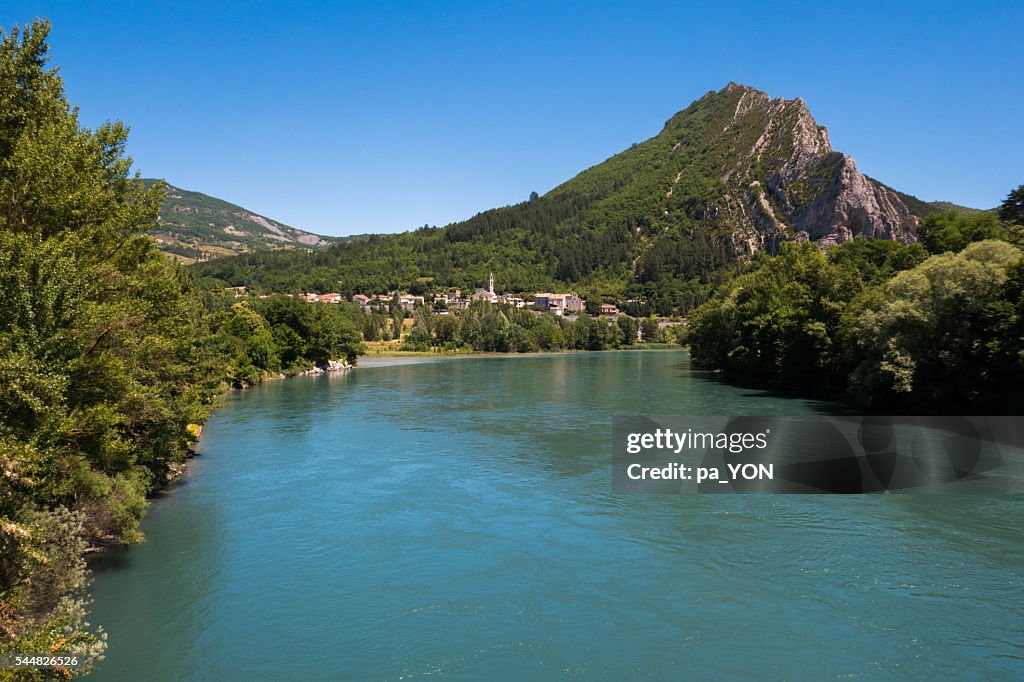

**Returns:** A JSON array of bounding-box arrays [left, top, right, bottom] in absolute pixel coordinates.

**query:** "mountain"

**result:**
[[550, 82, 918, 251], [144, 180, 339, 263], [193, 84, 924, 307]]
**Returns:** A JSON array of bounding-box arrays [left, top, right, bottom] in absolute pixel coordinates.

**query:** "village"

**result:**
[[223, 273, 688, 349], [228, 272, 620, 318], [313, 273, 598, 318]]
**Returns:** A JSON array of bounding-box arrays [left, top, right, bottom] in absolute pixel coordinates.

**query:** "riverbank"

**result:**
[[148, 357, 358, 503], [363, 341, 684, 357], [363, 339, 476, 356]]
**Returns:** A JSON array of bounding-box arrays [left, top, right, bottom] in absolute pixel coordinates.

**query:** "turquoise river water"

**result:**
[[88, 350, 1023, 680]]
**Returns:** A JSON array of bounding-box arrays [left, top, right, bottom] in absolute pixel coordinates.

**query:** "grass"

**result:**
[[362, 340, 683, 356], [363, 339, 476, 356]]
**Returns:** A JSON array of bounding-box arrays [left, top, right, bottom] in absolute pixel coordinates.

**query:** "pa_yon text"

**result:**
[[625, 462, 774, 482]]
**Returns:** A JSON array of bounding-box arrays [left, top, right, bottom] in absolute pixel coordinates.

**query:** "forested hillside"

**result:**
[[194, 83, 923, 314]]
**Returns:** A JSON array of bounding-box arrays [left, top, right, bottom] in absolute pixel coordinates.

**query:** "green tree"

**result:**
[[917, 210, 1005, 254], [433, 314, 461, 345], [688, 242, 862, 392], [616, 316, 639, 345], [998, 184, 1024, 226], [0, 19, 201, 668], [847, 240, 1022, 409], [640, 318, 661, 344]]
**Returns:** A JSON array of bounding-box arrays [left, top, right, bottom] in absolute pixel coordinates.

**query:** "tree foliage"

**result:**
[[0, 19, 173, 668], [688, 236, 1024, 412], [917, 209, 1006, 254], [0, 21, 363, 672], [998, 184, 1024, 226], [399, 302, 659, 353]]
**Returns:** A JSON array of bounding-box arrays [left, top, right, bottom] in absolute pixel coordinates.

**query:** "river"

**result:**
[[87, 350, 1023, 680]]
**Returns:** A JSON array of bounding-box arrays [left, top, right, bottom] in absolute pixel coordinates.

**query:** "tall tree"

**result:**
[[998, 184, 1024, 226], [0, 20, 205, 671]]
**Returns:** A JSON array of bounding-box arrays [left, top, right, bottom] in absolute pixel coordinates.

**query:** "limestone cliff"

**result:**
[[662, 83, 918, 253], [543, 82, 918, 271]]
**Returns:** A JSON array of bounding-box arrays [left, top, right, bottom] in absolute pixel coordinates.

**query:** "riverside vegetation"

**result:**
[[0, 22, 363, 678], [2, 17, 1024, 679], [399, 302, 678, 353], [685, 220, 1024, 413]]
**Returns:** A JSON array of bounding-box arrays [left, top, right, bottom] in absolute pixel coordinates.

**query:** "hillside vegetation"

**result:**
[[145, 180, 341, 263], [194, 84, 921, 314]]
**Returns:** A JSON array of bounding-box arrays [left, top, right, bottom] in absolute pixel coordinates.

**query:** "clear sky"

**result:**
[[2, 1, 1020, 236]]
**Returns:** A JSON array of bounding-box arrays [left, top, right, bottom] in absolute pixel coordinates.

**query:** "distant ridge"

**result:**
[[143, 180, 341, 263]]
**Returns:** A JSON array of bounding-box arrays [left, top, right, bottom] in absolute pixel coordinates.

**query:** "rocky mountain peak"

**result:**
[[675, 84, 918, 251]]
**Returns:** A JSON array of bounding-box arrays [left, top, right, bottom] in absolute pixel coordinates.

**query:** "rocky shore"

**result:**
[[299, 359, 354, 375]]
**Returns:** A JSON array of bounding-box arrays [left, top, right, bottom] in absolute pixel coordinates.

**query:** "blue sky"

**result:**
[[2, 1, 1021, 236]]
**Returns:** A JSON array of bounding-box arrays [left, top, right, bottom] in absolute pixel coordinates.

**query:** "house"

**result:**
[[352, 294, 370, 305], [534, 293, 586, 317], [398, 294, 424, 312], [533, 293, 552, 308], [361, 294, 391, 311], [302, 293, 320, 303], [319, 293, 342, 304], [600, 304, 619, 316]]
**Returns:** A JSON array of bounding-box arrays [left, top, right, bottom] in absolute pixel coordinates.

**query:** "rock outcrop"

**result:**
[[788, 154, 918, 246], [660, 83, 918, 253], [300, 359, 353, 376]]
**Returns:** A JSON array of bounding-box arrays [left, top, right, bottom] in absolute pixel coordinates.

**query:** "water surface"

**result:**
[[89, 351, 1023, 680]]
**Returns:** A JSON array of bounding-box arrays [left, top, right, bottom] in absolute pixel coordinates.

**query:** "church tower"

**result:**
[[488, 271, 494, 295]]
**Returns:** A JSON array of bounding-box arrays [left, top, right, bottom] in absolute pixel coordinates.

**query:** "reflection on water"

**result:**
[[89, 351, 1024, 680]]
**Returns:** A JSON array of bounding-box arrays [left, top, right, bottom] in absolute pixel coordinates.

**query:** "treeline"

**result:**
[[401, 303, 680, 353], [0, 22, 363, 676], [687, 204, 1024, 413], [204, 296, 364, 387]]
